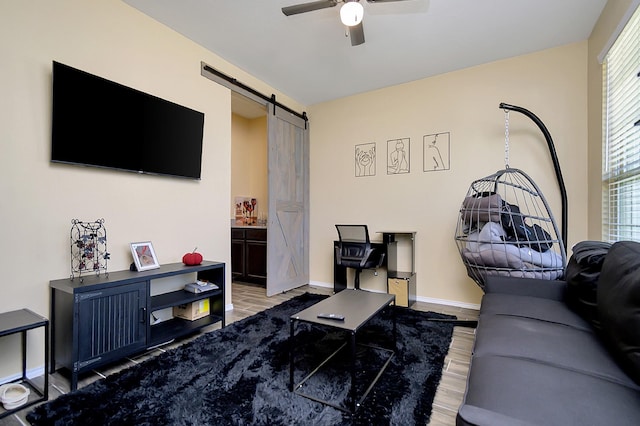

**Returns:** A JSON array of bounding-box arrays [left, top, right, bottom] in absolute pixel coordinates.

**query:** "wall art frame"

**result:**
[[423, 131, 451, 172], [355, 142, 376, 177], [130, 241, 160, 271], [387, 138, 410, 175]]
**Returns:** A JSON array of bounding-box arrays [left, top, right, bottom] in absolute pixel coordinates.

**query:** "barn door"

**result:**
[[266, 103, 309, 296]]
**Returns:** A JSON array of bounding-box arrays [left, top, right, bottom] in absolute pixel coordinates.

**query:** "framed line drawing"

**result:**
[[387, 138, 410, 175], [423, 132, 451, 172], [355, 142, 376, 177], [130, 241, 160, 271]]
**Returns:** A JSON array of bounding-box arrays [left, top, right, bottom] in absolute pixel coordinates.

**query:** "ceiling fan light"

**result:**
[[340, 1, 364, 27]]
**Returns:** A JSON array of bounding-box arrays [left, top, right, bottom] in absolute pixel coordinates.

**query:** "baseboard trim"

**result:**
[[0, 366, 45, 386], [308, 281, 480, 310], [415, 296, 480, 311], [308, 281, 332, 289]]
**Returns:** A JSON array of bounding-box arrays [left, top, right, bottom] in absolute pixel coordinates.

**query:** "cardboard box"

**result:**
[[173, 299, 210, 321], [387, 274, 416, 308], [388, 278, 409, 307]]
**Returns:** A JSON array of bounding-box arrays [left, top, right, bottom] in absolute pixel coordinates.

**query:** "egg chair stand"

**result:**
[[454, 103, 568, 290], [499, 102, 568, 247]]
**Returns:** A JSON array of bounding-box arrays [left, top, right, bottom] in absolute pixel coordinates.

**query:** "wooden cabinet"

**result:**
[[231, 228, 246, 281], [50, 261, 225, 390], [231, 227, 267, 286]]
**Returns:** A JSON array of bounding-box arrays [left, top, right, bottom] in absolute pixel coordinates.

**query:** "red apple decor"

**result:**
[[182, 248, 203, 266]]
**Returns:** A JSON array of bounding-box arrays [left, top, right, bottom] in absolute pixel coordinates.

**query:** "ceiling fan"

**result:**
[[282, 0, 410, 46]]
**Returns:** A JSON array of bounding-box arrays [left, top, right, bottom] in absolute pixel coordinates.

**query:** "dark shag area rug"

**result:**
[[28, 293, 456, 426]]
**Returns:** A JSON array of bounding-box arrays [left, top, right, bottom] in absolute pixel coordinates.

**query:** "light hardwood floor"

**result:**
[[0, 283, 478, 425]]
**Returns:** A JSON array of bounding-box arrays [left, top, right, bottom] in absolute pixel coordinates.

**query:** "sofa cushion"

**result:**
[[484, 275, 566, 300], [565, 240, 611, 330], [598, 241, 640, 385], [460, 355, 640, 426], [480, 293, 592, 331], [473, 314, 637, 387]]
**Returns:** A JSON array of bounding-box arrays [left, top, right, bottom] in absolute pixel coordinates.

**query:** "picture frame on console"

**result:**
[[130, 241, 160, 271]]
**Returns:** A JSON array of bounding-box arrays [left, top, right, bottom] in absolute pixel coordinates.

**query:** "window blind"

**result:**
[[602, 5, 640, 242]]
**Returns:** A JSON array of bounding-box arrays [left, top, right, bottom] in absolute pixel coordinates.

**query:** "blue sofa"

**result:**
[[457, 241, 640, 426]]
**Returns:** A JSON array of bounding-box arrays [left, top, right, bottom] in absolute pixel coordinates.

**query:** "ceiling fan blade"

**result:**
[[350, 22, 365, 46], [282, 0, 338, 16], [366, 0, 412, 2]]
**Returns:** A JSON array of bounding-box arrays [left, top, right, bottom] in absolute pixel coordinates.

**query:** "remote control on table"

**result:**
[[317, 313, 345, 321]]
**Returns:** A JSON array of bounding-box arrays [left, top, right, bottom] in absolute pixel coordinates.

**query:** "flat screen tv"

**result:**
[[51, 61, 204, 179]]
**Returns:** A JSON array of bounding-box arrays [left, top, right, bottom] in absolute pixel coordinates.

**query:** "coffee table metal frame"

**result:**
[[289, 290, 396, 413]]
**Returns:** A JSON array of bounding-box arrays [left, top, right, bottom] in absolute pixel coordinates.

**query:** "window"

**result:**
[[602, 5, 640, 242]]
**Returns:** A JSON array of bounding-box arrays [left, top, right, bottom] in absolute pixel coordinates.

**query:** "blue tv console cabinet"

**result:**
[[49, 261, 225, 390]]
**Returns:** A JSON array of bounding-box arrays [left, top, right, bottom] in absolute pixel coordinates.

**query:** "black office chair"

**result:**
[[335, 225, 385, 290]]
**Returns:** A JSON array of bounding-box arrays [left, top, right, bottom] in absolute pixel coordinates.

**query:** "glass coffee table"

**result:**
[[289, 289, 396, 413]]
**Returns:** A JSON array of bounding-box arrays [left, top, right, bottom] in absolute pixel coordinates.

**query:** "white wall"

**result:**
[[309, 42, 590, 306], [231, 115, 268, 222], [0, 0, 300, 380]]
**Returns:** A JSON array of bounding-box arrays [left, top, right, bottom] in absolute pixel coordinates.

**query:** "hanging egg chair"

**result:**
[[454, 103, 568, 290]]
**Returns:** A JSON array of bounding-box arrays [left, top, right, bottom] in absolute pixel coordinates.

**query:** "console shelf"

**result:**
[[50, 261, 225, 390], [149, 314, 222, 347], [150, 288, 222, 311]]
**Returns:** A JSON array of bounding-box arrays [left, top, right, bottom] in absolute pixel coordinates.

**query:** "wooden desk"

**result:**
[[333, 231, 417, 307]]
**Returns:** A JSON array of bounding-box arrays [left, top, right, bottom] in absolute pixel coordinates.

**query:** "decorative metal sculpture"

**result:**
[[70, 219, 110, 281]]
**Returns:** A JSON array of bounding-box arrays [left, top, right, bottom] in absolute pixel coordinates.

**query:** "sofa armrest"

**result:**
[[484, 276, 566, 301]]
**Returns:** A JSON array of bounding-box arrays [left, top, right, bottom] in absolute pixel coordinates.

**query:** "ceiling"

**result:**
[[123, 0, 607, 110]]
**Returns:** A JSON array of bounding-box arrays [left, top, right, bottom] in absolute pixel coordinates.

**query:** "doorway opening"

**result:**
[[231, 92, 268, 290]]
